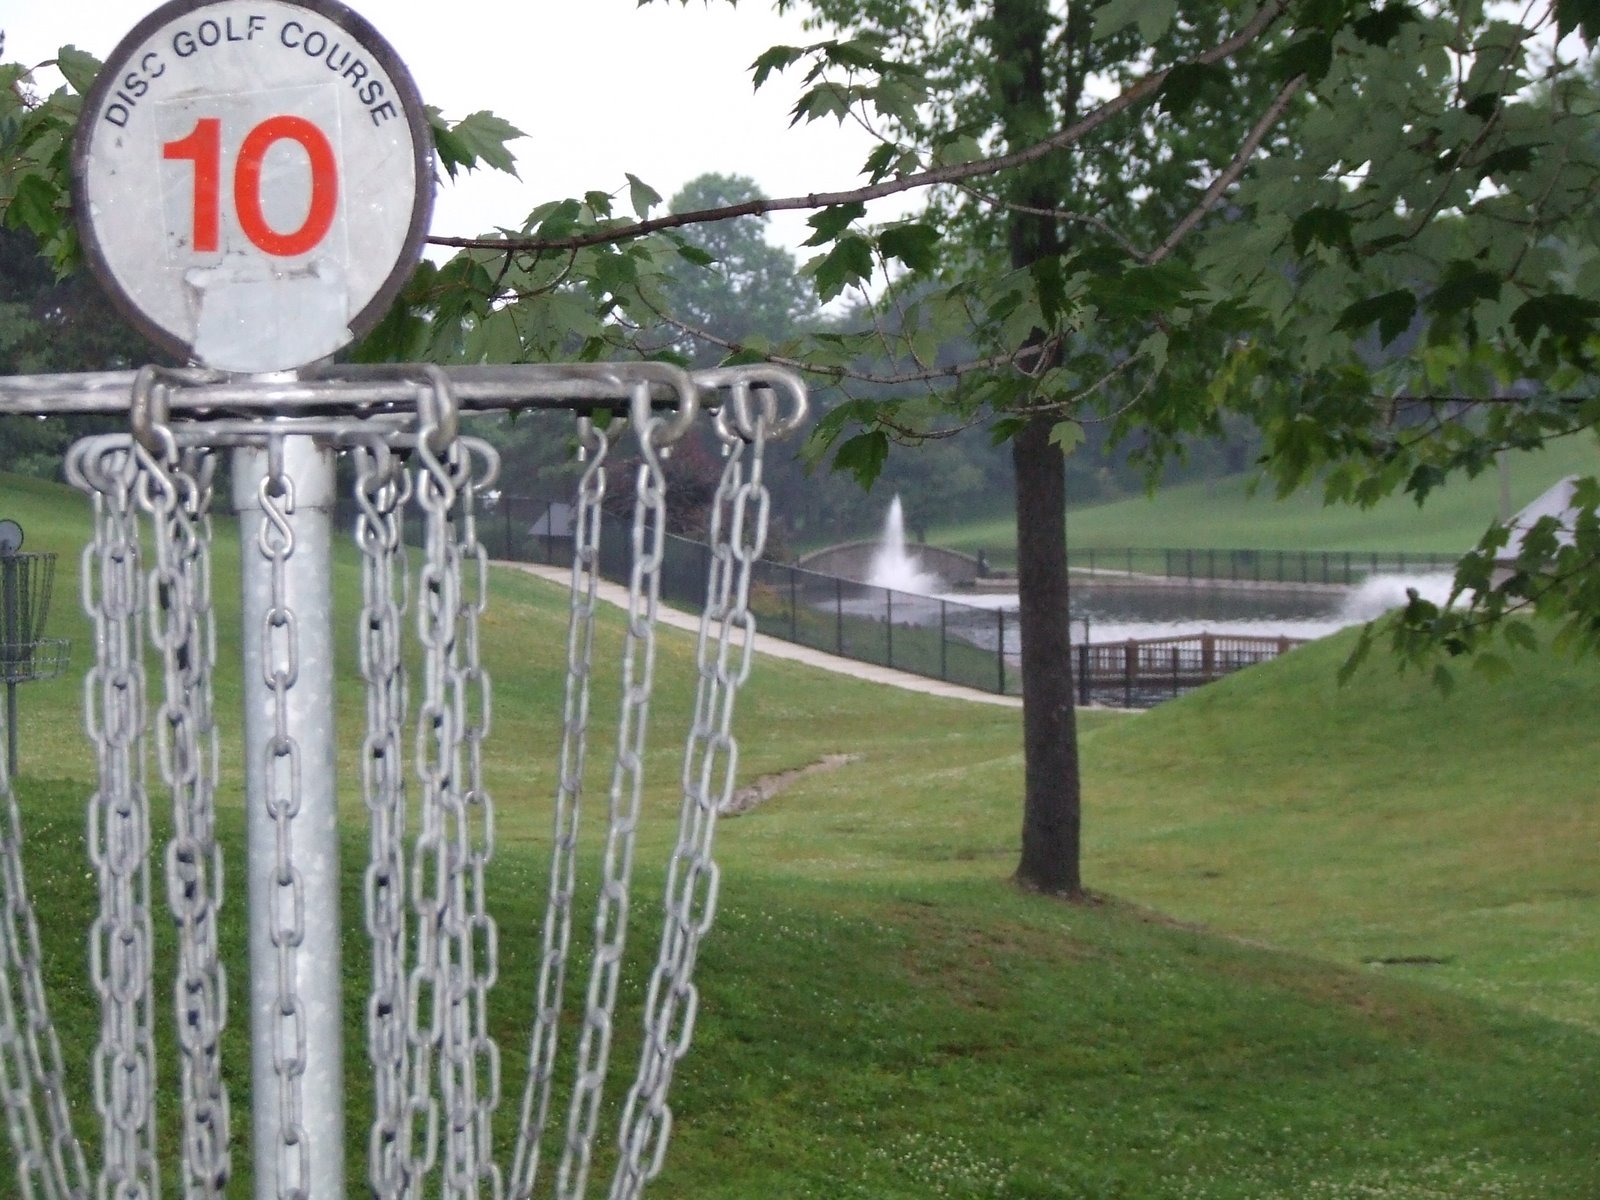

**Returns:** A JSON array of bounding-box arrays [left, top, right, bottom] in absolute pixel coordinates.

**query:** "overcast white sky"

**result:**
[[6, 0, 914, 257]]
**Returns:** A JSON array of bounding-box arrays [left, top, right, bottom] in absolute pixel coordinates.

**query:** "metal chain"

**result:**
[[0, 363, 804, 1200], [138, 433, 230, 1200], [0, 442, 105, 1200], [257, 436, 308, 1200], [558, 392, 668, 1200], [355, 441, 414, 1200], [71, 436, 161, 1200], [0, 742, 89, 1200], [609, 400, 772, 1200], [509, 418, 610, 1200], [456, 435, 501, 1200], [409, 371, 503, 1200]]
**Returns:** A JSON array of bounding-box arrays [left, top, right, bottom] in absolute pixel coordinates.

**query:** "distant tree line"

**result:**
[[471, 172, 1264, 554], [0, 225, 171, 476]]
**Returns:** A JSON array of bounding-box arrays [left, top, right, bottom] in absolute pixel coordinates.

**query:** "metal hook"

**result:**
[[576, 415, 605, 463], [631, 363, 699, 449], [417, 363, 459, 458], [130, 365, 176, 460], [694, 366, 809, 442]]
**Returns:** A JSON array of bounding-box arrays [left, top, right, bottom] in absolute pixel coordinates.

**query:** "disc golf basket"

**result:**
[[0, 527, 71, 774], [0, 360, 808, 1200]]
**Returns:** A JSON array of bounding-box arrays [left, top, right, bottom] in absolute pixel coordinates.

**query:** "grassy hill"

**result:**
[[929, 431, 1600, 561], [2, 470, 1596, 1196], [1085, 628, 1600, 1028]]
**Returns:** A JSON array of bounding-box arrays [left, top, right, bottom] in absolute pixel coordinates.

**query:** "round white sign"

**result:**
[[73, 0, 433, 373]]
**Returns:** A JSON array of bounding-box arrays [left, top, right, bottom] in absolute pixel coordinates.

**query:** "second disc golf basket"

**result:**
[[0, 522, 71, 775], [0, 360, 808, 1200]]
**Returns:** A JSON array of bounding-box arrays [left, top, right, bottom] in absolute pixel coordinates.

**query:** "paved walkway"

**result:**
[[499, 561, 1023, 709]]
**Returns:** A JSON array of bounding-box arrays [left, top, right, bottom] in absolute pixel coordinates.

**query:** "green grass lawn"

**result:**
[[3, 471, 1597, 1197], [931, 430, 1600, 562]]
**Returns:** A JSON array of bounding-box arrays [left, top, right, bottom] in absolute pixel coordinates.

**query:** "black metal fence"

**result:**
[[469, 496, 1023, 696], [1069, 546, 1456, 586], [376, 495, 1453, 702]]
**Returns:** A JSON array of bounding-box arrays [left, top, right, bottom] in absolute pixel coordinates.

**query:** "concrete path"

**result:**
[[499, 561, 1023, 709]]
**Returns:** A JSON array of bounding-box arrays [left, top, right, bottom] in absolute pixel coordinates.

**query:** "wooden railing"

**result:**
[[1076, 632, 1305, 706]]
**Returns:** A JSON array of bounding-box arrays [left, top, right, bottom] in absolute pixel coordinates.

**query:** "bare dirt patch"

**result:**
[[721, 753, 862, 816]]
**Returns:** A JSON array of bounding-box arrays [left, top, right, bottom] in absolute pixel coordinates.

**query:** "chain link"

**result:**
[[508, 418, 610, 1200], [0, 433, 106, 1200], [0, 744, 89, 1200], [355, 440, 414, 1200], [558, 391, 668, 1200], [409, 371, 503, 1200], [138, 433, 230, 1200], [609, 397, 773, 1199], [255, 436, 309, 1200], [70, 436, 161, 1200]]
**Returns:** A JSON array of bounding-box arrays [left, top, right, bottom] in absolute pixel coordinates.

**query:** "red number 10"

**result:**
[[163, 115, 338, 257]]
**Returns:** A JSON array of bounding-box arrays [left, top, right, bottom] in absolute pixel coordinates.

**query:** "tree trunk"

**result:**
[[992, 0, 1083, 896], [1012, 418, 1081, 894]]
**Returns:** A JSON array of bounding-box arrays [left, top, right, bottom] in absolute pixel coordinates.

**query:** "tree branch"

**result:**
[[427, 0, 1293, 256], [1149, 74, 1307, 264], [949, 183, 1151, 260], [626, 299, 1040, 386]]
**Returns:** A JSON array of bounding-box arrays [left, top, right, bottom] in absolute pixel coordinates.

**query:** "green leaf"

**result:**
[[672, 241, 715, 267], [989, 417, 1027, 445], [1353, 3, 1419, 45], [55, 45, 100, 96], [792, 81, 851, 125], [1476, 143, 1538, 180], [1092, 0, 1176, 41], [1337, 626, 1374, 685], [1158, 62, 1230, 115], [1085, 260, 1197, 318], [533, 198, 584, 241], [1049, 422, 1085, 454], [1469, 651, 1512, 681], [930, 133, 983, 167], [1555, 0, 1600, 44], [863, 143, 898, 182], [1136, 329, 1170, 373], [1431, 663, 1456, 695], [809, 234, 875, 301], [1290, 206, 1355, 263], [593, 250, 639, 296], [428, 110, 473, 180], [751, 44, 804, 89], [6, 176, 60, 239], [1503, 621, 1539, 652], [1424, 261, 1500, 318], [802, 202, 867, 247], [624, 173, 661, 219], [832, 430, 890, 487], [1511, 294, 1600, 347], [1274, 32, 1334, 83], [443, 110, 524, 178], [1336, 289, 1417, 346], [1296, 0, 1351, 32], [877, 224, 940, 273]]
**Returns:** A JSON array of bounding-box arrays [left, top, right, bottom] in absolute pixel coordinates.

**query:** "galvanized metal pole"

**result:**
[[234, 434, 346, 1200]]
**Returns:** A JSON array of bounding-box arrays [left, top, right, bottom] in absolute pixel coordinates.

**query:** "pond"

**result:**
[[853, 572, 1459, 655]]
